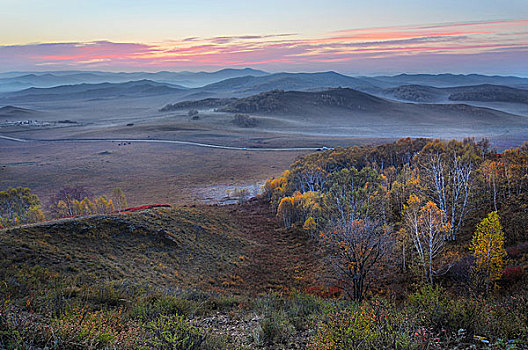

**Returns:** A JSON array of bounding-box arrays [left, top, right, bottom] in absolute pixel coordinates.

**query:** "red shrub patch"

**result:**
[[502, 266, 524, 283], [120, 204, 171, 213], [305, 284, 341, 298]]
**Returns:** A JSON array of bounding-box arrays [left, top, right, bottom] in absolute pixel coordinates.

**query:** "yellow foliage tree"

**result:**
[[264, 170, 290, 206], [277, 196, 295, 228], [303, 216, 316, 234], [469, 211, 507, 294]]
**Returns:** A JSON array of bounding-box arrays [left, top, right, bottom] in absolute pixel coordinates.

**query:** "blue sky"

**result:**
[[1, 0, 527, 74]]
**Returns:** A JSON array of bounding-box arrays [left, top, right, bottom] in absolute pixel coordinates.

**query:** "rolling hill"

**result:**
[[0, 206, 246, 291], [448, 84, 528, 104], [218, 88, 387, 114], [170, 88, 528, 129], [0, 200, 320, 295], [0, 105, 40, 119]]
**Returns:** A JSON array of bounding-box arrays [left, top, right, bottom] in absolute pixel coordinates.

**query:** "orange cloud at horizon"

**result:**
[[1, 19, 527, 74]]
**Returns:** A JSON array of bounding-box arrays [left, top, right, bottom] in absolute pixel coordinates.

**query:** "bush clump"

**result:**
[[232, 114, 258, 127]]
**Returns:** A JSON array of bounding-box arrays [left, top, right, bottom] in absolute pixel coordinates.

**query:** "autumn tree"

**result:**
[[263, 170, 290, 207], [322, 218, 390, 301], [402, 195, 450, 284], [480, 159, 507, 211], [469, 211, 507, 295], [415, 140, 478, 240], [94, 196, 114, 214], [48, 186, 92, 218], [323, 167, 388, 227], [290, 158, 329, 193], [277, 196, 295, 228], [294, 191, 322, 225], [0, 187, 43, 227], [388, 165, 422, 270], [303, 216, 316, 236], [322, 167, 392, 301], [111, 187, 127, 212]]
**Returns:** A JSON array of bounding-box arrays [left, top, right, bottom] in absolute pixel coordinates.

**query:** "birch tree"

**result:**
[[402, 195, 450, 284], [416, 140, 477, 240]]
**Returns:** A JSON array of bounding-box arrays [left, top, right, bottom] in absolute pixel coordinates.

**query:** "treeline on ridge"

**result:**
[[263, 137, 528, 299], [0, 186, 128, 227]]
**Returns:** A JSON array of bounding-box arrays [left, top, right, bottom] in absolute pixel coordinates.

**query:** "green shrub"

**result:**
[[130, 291, 239, 321], [309, 299, 413, 350], [144, 314, 205, 350], [260, 309, 295, 345], [253, 292, 324, 345], [131, 295, 195, 320]]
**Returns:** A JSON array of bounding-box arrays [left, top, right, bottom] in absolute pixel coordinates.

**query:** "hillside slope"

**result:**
[[0, 206, 245, 291], [0, 105, 40, 119], [361, 73, 528, 88], [0, 200, 322, 295]]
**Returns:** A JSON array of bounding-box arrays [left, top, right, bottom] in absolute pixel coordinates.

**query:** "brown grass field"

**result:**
[[1, 93, 526, 208]]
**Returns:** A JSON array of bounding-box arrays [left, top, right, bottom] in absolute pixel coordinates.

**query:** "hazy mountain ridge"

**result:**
[[4, 79, 187, 101], [200, 71, 376, 96], [383, 84, 528, 104], [0, 68, 269, 92], [360, 73, 528, 88]]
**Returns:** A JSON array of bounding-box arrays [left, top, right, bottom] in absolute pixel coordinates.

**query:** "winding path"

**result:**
[[0, 134, 326, 152]]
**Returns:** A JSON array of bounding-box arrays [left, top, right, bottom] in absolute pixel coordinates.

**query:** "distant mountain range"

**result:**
[[2, 71, 528, 120], [1, 69, 527, 95], [0, 68, 269, 92], [4, 80, 187, 101], [359, 73, 528, 89]]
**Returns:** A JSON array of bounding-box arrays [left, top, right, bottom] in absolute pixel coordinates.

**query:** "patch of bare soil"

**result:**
[[227, 199, 324, 295]]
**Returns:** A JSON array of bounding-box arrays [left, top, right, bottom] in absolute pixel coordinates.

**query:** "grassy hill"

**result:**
[[0, 105, 40, 119], [0, 200, 328, 349], [1, 206, 247, 293], [0, 200, 322, 296]]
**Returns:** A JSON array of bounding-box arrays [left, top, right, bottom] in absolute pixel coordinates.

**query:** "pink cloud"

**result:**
[[0, 20, 526, 74]]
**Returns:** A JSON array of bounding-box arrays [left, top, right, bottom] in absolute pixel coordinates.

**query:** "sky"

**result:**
[[0, 0, 527, 75]]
